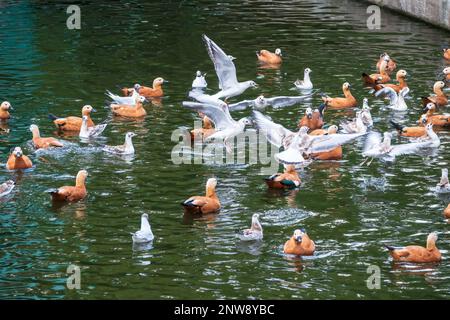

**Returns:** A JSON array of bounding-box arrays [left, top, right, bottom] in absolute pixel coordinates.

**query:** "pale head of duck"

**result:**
[[12, 147, 23, 158], [443, 67, 450, 75], [397, 69, 407, 79], [305, 107, 313, 119], [275, 48, 282, 56], [1, 101, 12, 110], [29, 124, 40, 136], [82, 105, 96, 115], [135, 95, 147, 105], [293, 229, 306, 243], [206, 177, 217, 191], [423, 102, 437, 114], [427, 232, 438, 245], [76, 169, 88, 186], [342, 82, 351, 91], [442, 168, 448, 179], [153, 77, 168, 87], [434, 81, 445, 91]]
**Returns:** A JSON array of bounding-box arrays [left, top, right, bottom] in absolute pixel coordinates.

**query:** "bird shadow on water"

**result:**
[[49, 200, 87, 220], [235, 239, 264, 256], [182, 212, 219, 226]]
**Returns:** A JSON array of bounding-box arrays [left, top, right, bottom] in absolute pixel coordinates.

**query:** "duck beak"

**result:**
[[295, 236, 302, 243], [91, 108, 97, 113], [163, 80, 169, 84], [422, 106, 429, 113]]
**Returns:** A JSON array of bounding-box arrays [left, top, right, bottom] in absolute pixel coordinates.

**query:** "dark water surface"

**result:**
[[1, 0, 450, 299]]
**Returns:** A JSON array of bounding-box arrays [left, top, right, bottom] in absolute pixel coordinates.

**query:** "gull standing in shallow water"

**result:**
[[192, 71, 207, 89], [79, 115, 107, 139], [294, 68, 313, 90], [182, 101, 252, 152], [435, 168, 450, 194], [131, 213, 154, 243], [202, 34, 258, 100], [103, 132, 136, 155], [361, 123, 440, 166], [237, 214, 263, 241]]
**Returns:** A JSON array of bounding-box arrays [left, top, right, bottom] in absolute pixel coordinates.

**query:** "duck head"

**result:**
[[293, 229, 306, 243], [12, 147, 23, 158], [76, 169, 88, 186], [434, 81, 445, 92], [82, 105, 96, 115], [423, 102, 436, 114], [343, 82, 351, 91], [153, 77, 169, 87], [397, 69, 407, 79], [1, 101, 12, 111], [275, 48, 282, 56], [305, 107, 313, 119]]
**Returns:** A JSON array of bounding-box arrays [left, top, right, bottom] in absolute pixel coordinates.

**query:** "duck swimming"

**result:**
[[6, 147, 32, 170], [444, 204, 450, 219], [0, 180, 15, 197], [390, 116, 428, 138], [294, 68, 313, 90], [29, 124, 64, 149], [309, 124, 338, 136], [103, 132, 136, 155], [443, 48, 450, 60], [48, 169, 88, 202], [192, 71, 207, 89], [181, 178, 220, 215], [236, 213, 263, 241], [422, 81, 448, 108], [79, 115, 107, 139], [111, 96, 147, 118], [374, 69, 408, 93], [363, 55, 391, 86], [131, 213, 154, 243], [435, 168, 450, 194], [283, 229, 315, 256], [341, 111, 368, 134], [421, 103, 450, 127], [298, 104, 326, 130], [385, 232, 441, 263], [376, 53, 396, 75], [123, 78, 168, 98], [264, 164, 301, 189], [256, 48, 282, 65], [321, 82, 357, 109], [190, 114, 215, 141], [49, 105, 95, 131], [0, 101, 12, 120]]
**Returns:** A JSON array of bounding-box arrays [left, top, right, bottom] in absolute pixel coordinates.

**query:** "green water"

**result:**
[[1, 0, 450, 299]]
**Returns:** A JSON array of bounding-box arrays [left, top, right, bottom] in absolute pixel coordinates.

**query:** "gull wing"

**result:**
[[309, 133, 366, 153], [399, 87, 410, 98], [202, 34, 239, 91], [275, 147, 306, 165], [189, 89, 226, 108], [389, 141, 433, 157], [228, 99, 254, 111], [363, 131, 382, 154], [266, 95, 311, 109], [89, 124, 107, 137], [106, 90, 137, 105], [182, 101, 235, 131], [375, 86, 398, 106], [252, 110, 293, 148]]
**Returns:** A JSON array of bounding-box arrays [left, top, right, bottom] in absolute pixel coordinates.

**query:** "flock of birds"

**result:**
[[1, 35, 450, 263]]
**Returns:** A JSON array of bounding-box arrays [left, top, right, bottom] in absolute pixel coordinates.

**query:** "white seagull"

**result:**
[[131, 213, 154, 243], [236, 213, 263, 241], [375, 87, 409, 111], [228, 93, 311, 111], [0, 180, 15, 198], [79, 115, 107, 139], [182, 101, 252, 152], [435, 168, 450, 194], [103, 132, 136, 155], [294, 68, 313, 90], [341, 111, 368, 134], [192, 71, 208, 89], [202, 34, 258, 100], [106, 84, 141, 105]]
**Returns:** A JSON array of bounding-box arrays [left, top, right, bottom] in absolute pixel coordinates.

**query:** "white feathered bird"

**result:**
[[237, 213, 263, 241], [131, 213, 154, 243], [79, 115, 107, 138]]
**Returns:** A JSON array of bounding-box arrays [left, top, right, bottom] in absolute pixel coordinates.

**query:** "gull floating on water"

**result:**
[[131, 213, 154, 243], [294, 68, 313, 90], [0, 180, 15, 198], [341, 111, 367, 134], [228, 93, 311, 111], [79, 115, 107, 139], [202, 34, 258, 100], [192, 71, 207, 89], [435, 168, 450, 194], [236, 213, 263, 241], [103, 132, 136, 155], [375, 86, 409, 111], [106, 84, 141, 105], [182, 101, 252, 152], [361, 123, 439, 165]]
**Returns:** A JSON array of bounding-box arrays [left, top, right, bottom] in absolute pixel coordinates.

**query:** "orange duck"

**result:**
[[421, 81, 448, 108], [374, 69, 408, 93], [321, 82, 357, 109], [309, 124, 338, 136], [122, 78, 168, 98], [49, 105, 95, 131], [421, 103, 450, 127], [49, 169, 88, 202], [181, 178, 220, 215], [390, 116, 428, 137], [443, 48, 450, 60], [283, 229, 316, 256], [6, 147, 32, 170], [29, 124, 64, 149], [256, 48, 282, 65], [376, 53, 396, 75], [0, 101, 12, 120], [385, 232, 441, 263], [443, 67, 450, 82], [111, 96, 147, 118], [444, 204, 450, 218], [264, 164, 301, 189], [363, 55, 391, 86], [191, 114, 215, 141], [298, 104, 326, 130], [310, 146, 342, 161]]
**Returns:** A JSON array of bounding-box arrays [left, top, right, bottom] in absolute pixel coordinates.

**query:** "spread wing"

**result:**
[[363, 131, 382, 154], [182, 101, 235, 131], [228, 100, 254, 111], [106, 90, 137, 105], [202, 34, 239, 90], [89, 124, 107, 137], [389, 141, 433, 157], [266, 95, 311, 109], [252, 110, 293, 148], [309, 133, 366, 153], [375, 86, 398, 106], [188, 89, 226, 108], [275, 146, 306, 165]]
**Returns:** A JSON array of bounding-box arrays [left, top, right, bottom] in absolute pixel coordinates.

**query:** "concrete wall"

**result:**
[[366, 0, 450, 30]]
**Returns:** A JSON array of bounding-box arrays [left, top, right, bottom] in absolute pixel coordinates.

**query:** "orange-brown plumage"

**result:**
[[50, 105, 95, 131], [190, 115, 215, 141], [256, 49, 282, 64], [111, 96, 147, 118], [123, 78, 167, 98], [283, 229, 315, 256], [386, 232, 441, 263], [6, 147, 32, 170], [264, 165, 301, 189], [50, 170, 88, 202], [421, 81, 448, 108], [444, 204, 450, 218], [321, 82, 357, 109], [182, 178, 220, 215], [29, 124, 63, 149], [443, 48, 450, 60], [0, 101, 12, 120], [374, 69, 408, 93]]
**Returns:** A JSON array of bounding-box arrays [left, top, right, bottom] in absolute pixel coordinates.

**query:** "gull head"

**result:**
[[255, 95, 266, 106], [196, 70, 202, 77], [304, 67, 312, 74], [1, 101, 11, 110], [82, 115, 88, 122], [126, 132, 137, 139], [275, 48, 282, 56], [305, 107, 313, 119], [142, 213, 149, 220], [299, 126, 309, 134], [240, 117, 253, 126], [227, 55, 236, 61], [362, 98, 371, 110], [136, 96, 147, 104], [134, 83, 141, 91], [248, 81, 258, 89], [12, 147, 23, 158], [425, 122, 434, 133], [382, 54, 390, 62], [420, 114, 428, 125]]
